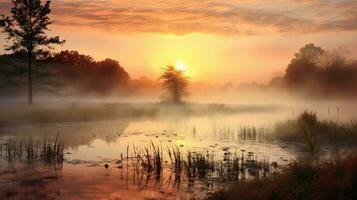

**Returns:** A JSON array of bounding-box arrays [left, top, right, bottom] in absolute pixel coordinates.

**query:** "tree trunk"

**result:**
[[174, 79, 178, 103], [28, 51, 32, 106]]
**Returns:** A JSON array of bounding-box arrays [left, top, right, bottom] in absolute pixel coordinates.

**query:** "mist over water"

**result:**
[[1, 0, 357, 197], [1, 57, 357, 199]]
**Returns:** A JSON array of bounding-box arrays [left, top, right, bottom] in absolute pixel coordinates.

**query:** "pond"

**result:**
[[0, 102, 356, 199]]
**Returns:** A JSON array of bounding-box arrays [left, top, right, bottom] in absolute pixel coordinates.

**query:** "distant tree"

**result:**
[[282, 43, 357, 97], [284, 43, 324, 87], [52, 50, 94, 66], [94, 59, 131, 92], [52, 51, 131, 94], [0, 0, 65, 106], [159, 66, 189, 103]]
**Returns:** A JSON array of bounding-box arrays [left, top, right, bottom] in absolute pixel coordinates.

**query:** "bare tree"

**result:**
[[0, 0, 65, 106], [159, 66, 189, 103]]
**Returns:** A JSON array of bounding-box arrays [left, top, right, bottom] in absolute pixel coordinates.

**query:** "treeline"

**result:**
[[279, 43, 357, 98], [51, 51, 130, 94], [220, 43, 357, 99], [0, 51, 132, 95], [235, 43, 357, 99], [1, 44, 357, 99]]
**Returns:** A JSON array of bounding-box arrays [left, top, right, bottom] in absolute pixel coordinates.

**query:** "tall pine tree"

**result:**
[[1, 0, 65, 106]]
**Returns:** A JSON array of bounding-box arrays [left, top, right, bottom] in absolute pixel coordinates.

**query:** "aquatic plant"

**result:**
[[215, 125, 268, 142], [206, 154, 357, 200], [0, 135, 64, 164], [137, 142, 163, 179], [126, 143, 272, 185], [274, 111, 357, 153], [167, 146, 183, 176], [298, 111, 318, 154]]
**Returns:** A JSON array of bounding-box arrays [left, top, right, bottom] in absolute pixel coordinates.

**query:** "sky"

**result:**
[[1, 0, 357, 84]]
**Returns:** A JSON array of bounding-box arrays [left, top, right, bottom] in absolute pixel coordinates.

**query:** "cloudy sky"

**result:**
[[1, 0, 357, 83]]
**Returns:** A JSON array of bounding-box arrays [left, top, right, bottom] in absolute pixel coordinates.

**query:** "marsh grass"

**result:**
[[167, 146, 183, 176], [123, 143, 272, 185], [135, 142, 163, 179], [298, 111, 318, 153], [215, 126, 268, 142], [207, 154, 357, 200], [0, 135, 64, 164], [274, 111, 357, 153], [185, 151, 215, 179]]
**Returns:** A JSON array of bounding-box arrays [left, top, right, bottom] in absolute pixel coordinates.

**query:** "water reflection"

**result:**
[[0, 120, 130, 148], [0, 107, 356, 199]]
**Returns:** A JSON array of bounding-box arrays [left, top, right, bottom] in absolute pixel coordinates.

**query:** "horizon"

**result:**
[[1, 0, 357, 85], [1, 1, 357, 199]]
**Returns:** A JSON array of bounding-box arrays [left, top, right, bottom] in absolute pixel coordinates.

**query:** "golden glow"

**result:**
[[175, 63, 186, 71], [0, 0, 354, 85], [49, 28, 357, 84]]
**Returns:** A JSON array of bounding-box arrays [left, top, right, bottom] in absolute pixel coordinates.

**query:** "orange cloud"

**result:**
[[1, 0, 355, 36]]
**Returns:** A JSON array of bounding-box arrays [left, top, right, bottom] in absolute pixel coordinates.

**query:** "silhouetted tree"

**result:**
[[284, 43, 324, 88], [52, 51, 130, 94], [52, 50, 94, 66], [282, 43, 357, 97], [159, 66, 189, 103], [0, 0, 65, 106]]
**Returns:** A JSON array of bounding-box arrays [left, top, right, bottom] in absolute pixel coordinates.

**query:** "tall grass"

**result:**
[[207, 154, 357, 200], [298, 111, 318, 154], [167, 146, 183, 176], [0, 135, 64, 163], [215, 125, 268, 142], [184, 151, 214, 178], [124, 143, 272, 184], [274, 111, 357, 153], [136, 142, 163, 178]]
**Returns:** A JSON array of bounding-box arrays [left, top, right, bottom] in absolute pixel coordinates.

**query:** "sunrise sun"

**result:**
[[175, 63, 186, 71], [1, 0, 357, 199]]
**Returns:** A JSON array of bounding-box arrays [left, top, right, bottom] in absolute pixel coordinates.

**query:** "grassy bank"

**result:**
[[207, 154, 357, 200], [274, 112, 357, 151]]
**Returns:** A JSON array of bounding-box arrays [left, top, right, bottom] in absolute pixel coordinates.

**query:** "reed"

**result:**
[[0, 135, 64, 163], [137, 142, 163, 178], [275, 111, 357, 153], [207, 154, 357, 200], [298, 111, 317, 154], [128, 143, 272, 184], [216, 125, 268, 142]]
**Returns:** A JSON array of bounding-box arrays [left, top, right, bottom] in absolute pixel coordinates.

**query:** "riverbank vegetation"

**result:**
[[207, 154, 357, 200], [274, 111, 357, 151]]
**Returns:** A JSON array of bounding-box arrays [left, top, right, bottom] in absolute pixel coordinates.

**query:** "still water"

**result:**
[[0, 103, 356, 199]]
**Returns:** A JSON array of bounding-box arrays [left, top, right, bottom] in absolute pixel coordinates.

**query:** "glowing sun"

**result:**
[[175, 63, 186, 71]]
